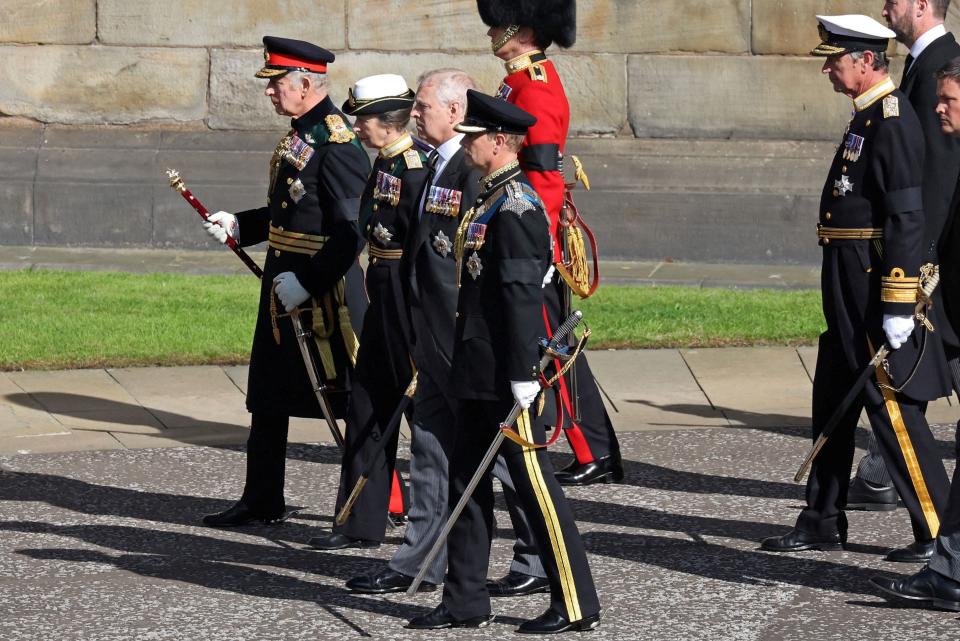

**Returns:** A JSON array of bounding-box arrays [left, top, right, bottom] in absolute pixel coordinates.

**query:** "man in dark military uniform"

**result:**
[[847, 0, 960, 523], [478, 0, 622, 492], [344, 69, 482, 593], [870, 54, 960, 612], [406, 90, 600, 634], [198, 37, 371, 527], [761, 15, 951, 556], [308, 74, 429, 550]]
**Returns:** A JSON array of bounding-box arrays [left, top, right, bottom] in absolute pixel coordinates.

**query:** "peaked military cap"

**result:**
[[811, 15, 895, 56], [255, 36, 335, 78], [342, 74, 415, 116], [455, 89, 537, 135], [477, 0, 576, 49]]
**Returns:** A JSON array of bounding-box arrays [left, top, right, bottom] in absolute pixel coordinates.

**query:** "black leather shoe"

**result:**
[[517, 608, 601, 634], [308, 532, 379, 550], [846, 477, 898, 511], [760, 529, 844, 552], [870, 566, 960, 611], [346, 568, 435, 594], [487, 571, 551, 597], [406, 604, 493, 629], [555, 454, 624, 486], [556, 457, 580, 474], [884, 539, 935, 563], [201, 501, 283, 528]]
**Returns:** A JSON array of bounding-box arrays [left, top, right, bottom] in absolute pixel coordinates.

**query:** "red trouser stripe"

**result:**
[[541, 303, 595, 463], [389, 470, 405, 515]]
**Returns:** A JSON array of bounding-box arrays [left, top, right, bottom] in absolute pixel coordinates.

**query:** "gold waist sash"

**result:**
[[816, 225, 883, 241], [368, 246, 403, 260], [268, 224, 328, 255]]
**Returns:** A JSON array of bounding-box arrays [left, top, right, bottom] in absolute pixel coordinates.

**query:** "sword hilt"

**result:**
[[547, 310, 582, 352]]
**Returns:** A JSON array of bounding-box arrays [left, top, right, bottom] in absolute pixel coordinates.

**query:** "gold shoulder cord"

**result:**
[[454, 207, 477, 288]]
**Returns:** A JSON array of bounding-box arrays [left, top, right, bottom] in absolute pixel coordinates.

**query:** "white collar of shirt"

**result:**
[[435, 134, 465, 166], [908, 24, 947, 70]]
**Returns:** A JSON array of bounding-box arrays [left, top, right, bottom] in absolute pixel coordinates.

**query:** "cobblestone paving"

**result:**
[[0, 426, 957, 640]]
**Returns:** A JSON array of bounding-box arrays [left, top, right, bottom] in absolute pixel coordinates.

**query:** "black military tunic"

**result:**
[[234, 96, 371, 418], [441, 162, 600, 623], [798, 79, 951, 542], [331, 132, 430, 542]]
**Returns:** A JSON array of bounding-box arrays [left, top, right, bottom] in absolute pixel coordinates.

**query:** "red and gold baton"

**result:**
[[166, 168, 263, 278]]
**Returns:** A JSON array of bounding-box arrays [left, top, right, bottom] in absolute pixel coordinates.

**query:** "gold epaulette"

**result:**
[[325, 115, 355, 143], [403, 148, 423, 169], [883, 95, 900, 119], [881, 267, 919, 304]]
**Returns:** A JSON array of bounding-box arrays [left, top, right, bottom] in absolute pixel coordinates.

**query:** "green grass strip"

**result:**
[[0, 270, 825, 371]]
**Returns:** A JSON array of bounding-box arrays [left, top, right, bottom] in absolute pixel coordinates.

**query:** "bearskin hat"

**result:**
[[477, 0, 576, 49]]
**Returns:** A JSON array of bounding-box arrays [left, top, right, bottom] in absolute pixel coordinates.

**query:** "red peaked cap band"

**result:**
[[266, 53, 328, 73]]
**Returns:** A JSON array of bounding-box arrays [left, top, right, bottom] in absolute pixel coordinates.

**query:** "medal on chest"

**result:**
[[373, 222, 393, 245], [842, 133, 865, 162], [289, 178, 306, 203], [432, 230, 452, 258], [496, 82, 512, 101], [466, 252, 483, 280], [374, 170, 402, 207], [283, 134, 314, 171], [425, 186, 462, 217]]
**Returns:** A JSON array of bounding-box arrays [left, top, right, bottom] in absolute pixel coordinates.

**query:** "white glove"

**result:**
[[882, 314, 915, 350], [273, 271, 311, 312], [202, 211, 238, 245], [510, 380, 541, 410], [542, 264, 555, 288]]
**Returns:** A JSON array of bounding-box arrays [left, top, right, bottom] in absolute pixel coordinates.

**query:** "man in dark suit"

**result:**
[[343, 68, 482, 593], [197, 37, 371, 527], [848, 1, 960, 545], [871, 58, 960, 611]]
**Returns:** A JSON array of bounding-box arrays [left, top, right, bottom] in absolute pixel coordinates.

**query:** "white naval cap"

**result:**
[[811, 14, 896, 56], [342, 73, 414, 116]]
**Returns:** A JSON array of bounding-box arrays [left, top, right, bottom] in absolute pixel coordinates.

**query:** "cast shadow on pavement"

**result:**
[[3, 391, 344, 465], [583, 531, 889, 598]]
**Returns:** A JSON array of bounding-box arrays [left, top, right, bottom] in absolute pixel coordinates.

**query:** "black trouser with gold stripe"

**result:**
[[797, 332, 950, 542], [442, 398, 600, 622]]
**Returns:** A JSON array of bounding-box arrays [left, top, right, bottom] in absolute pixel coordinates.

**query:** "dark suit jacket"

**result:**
[[901, 31, 960, 344], [401, 147, 481, 380]]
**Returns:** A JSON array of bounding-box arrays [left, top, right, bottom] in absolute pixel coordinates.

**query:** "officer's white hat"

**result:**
[[811, 14, 895, 56], [342, 74, 414, 116]]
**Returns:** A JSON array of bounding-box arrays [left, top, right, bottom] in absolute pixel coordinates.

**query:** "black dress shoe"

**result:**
[[517, 608, 601, 634], [760, 529, 844, 552], [846, 477, 898, 511], [307, 532, 379, 550], [487, 571, 551, 597], [870, 566, 960, 611], [884, 539, 935, 563], [406, 604, 493, 629], [555, 454, 624, 486], [556, 457, 580, 474], [201, 501, 283, 528], [346, 568, 435, 594]]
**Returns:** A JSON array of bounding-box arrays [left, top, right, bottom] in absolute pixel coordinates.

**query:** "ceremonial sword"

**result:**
[[407, 310, 584, 595], [166, 168, 345, 449], [794, 267, 940, 483]]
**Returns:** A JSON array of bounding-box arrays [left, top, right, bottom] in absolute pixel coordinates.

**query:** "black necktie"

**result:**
[[426, 150, 440, 183], [901, 54, 914, 84]]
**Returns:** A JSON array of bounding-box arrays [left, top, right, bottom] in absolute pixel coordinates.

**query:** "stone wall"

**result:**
[[2, 1, 958, 264]]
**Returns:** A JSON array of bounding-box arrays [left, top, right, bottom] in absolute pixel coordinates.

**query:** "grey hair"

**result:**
[[285, 71, 328, 93], [932, 0, 951, 20], [416, 68, 476, 109], [936, 55, 960, 82], [376, 107, 413, 131], [849, 50, 890, 71]]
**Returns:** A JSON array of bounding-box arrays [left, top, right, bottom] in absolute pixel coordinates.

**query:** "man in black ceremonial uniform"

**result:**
[[762, 15, 951, 555], [406, 90, 600, 634], [848, 0, 960, 525], [198, 36, 371, 526]]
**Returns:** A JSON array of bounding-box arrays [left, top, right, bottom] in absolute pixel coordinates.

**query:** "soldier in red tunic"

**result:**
[[476, 0, 625, 599]]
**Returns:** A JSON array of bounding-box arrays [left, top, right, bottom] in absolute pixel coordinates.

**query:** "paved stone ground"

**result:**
[[1, 424, 957, 640]]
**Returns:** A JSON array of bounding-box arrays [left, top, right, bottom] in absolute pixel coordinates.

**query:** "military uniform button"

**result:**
[[822, 238, 830, 245], [274, 249, 281, 257], [372, 204, 379, 211], [287, 178, 294, 184], [842, 166, 848, 172], [455, 312, 459, 318], [277, 226, 284, 231], [281, 201, 288, 209], [825, 212, 832, 220], [833, 189, 839, 197], [866, 120, 872, 127]]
